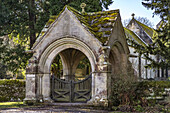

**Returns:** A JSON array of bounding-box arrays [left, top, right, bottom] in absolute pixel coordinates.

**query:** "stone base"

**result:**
[[37, 95, 44, 103], [43, 97, 54, 103], [87, 98, 108, 107]]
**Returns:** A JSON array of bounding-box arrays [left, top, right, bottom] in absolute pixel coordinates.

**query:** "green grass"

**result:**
[[0, 102, 24, 108]]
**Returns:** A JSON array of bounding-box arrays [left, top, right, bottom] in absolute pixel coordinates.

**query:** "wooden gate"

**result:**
[[51, 73, 92, 102]]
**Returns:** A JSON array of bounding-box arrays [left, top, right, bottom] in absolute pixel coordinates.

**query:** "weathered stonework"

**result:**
[[24, 74, 36, 103], [24, 6, 131, 106]]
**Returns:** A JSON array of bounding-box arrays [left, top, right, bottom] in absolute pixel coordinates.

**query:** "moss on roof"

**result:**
[[124, 27, 146, 46], [125, 18, 158, 47], [135, 20, 157, 39], [38, 5, 119, 44]]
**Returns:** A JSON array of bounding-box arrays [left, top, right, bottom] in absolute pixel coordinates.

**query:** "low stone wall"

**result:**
[[0, 79, 25, 102]]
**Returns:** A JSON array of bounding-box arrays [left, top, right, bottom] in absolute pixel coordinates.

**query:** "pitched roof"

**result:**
[[38, 5, 119, 45], [125, 18, 158, 46], [135, 20, 156, 38], [124, 27, 147, 46]]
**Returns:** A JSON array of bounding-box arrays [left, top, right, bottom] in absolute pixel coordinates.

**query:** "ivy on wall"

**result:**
[[0, 80, 25, 102]]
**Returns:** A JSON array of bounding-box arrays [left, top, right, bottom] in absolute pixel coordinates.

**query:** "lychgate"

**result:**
[[24, 5, 131, 106]]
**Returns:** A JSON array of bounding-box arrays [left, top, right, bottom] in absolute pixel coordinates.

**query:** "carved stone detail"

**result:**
[[26, 56, 38, 74]]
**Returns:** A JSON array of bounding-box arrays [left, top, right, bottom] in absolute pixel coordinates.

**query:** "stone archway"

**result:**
[[109, 41, 128, 75], [107, 41, 129, 106], [39, 38, 96, 74], [24, 37, 131, 106], [25, 38, 97, 103]]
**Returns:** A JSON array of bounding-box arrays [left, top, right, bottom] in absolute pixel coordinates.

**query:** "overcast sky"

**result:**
[[108, 0, 161, 28]]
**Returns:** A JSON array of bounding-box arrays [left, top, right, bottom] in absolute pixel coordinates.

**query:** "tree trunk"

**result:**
[[29, 0, 36, 49]]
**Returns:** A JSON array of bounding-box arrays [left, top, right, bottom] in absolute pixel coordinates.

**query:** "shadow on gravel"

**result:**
[[0, 103, 110, 113]]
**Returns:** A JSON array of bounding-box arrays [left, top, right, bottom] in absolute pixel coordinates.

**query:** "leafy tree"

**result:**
[[0, 0, 113, 48], [0, 0, 113, 76], [129, 0, 169, 72], [0, 63, 7, 79], [0, 36, 32, 75], [0, 0, 50, 48], [124, 16, 154, 28], [51, 55, 63, 77]]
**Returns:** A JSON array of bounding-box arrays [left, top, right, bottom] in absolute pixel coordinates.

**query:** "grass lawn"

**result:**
[[0, 102, 24, 108]]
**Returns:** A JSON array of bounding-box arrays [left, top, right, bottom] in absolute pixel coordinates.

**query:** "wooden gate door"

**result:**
[[51, 74, 92, 102]]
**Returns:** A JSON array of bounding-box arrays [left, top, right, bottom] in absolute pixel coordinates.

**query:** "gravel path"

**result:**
[[0, 103, 110, 113], [0, 107, 109, 113]]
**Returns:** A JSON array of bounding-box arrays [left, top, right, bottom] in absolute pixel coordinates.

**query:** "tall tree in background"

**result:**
[[130, 0, 169, 72], [0, 0, 113, 75], [0, 0, 113, 48]]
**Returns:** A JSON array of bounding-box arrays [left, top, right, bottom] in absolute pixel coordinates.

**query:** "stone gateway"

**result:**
[[24, 5, 131, 106]]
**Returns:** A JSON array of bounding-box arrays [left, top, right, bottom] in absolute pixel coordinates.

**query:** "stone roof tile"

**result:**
[[38, 5, 119, 44]]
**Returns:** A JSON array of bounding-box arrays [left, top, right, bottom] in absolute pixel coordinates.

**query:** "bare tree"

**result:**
[[123, 16, 154, 28]]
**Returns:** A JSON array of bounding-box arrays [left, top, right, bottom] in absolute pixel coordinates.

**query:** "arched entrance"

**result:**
[[35, 38, 96, 103], [50, 48, 92, 102]]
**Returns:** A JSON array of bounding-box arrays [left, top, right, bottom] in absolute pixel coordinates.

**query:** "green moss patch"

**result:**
[[135, 20, 157, 39], [36, 5, 119, 45], [124, 27, 147, 46]]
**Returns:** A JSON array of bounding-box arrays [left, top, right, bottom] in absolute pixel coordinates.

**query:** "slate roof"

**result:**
[[135, 20, 155, 38], [124, 27, 147, 46], [124, 18, 157, 46], [38, 5, 119, 45]]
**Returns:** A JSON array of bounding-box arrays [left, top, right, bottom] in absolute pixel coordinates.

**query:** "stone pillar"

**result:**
[[88, 51, 111, 107], [24, 74, 36, 103], [36, 74, 43, 102], [93, 63, 111, 106], [24, 56, 37, 104], [42, 73, 53, 102]]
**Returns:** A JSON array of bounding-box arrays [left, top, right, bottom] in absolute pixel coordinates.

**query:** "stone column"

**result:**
[[42, 73, 53, 102], [24, 74, 36, 103], [24, 56, 37, 104], [94, 63, 111, 106], [36, 74, 43, 102], [88, 52, 111, 107]]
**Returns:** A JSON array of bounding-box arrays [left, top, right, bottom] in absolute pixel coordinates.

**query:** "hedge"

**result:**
[[140, 81, 170, 88], [0, 80, 25, 102]]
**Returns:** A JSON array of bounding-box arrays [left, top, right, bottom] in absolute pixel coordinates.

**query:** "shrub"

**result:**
[[110, 77, 170, 111], [0, 80, 25, 102], [109, 73, 138, 107]]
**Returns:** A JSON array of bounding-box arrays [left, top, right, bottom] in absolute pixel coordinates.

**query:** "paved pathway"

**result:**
[[0, 103, 110, 113]]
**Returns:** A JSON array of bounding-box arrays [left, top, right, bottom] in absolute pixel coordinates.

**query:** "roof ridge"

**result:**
[[135, 19, 154, 31], [34, 5, 120, 46], [86, 9, 119, 15]]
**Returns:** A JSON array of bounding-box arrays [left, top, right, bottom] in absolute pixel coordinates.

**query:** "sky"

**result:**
[[108, 0, 161, 28]]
